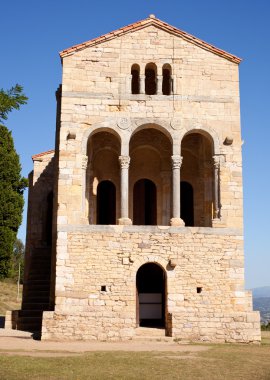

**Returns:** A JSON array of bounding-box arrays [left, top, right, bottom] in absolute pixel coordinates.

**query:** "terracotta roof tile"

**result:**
[[59, 16, 241, 64], [32, 149, 55, 161]]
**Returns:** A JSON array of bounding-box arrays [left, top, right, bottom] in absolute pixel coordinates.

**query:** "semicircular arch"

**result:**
[[130, 123, 173, 145], [82, 125, 122, 155], [180, 126, 220, 154], [133, 257, 168, 277]]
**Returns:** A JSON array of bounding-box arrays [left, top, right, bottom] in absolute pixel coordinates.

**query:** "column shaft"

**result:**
[[140, 75, 145, 94], [157, 75, 163, 95], [213, 155, 220, 219], [118, 156, 132, 225], [170, 155, 184, 226]]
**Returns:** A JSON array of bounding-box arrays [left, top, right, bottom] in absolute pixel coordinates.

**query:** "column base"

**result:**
[[170, 217, 185, 226], [118, 218, 132, 225], [212, 218, 226, 228]]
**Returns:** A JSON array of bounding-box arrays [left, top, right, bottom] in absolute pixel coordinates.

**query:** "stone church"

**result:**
[[17, 15, 261, 342]]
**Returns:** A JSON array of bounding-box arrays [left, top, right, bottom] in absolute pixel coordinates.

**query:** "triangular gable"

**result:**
[[59, 15, 241, 64]]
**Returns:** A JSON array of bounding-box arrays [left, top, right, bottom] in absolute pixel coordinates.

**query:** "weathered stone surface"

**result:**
[[22, 17, 260, 343]]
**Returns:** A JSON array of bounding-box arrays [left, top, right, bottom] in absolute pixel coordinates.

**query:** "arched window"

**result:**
[[181, 132, 214, 227], [133, 179, 157, 225], [131, 64, 140, 94], [87, 130, 120, 225], [162, 64, 172, 95], [145, 63, 157, 95], [96, 180, 116, 225]]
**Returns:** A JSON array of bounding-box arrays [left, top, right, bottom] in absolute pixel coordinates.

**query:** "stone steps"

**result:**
[[132, 327, 173, 342], [17, 317, 42, 332], [17, 247, 52, 334], [135, 327, 167, 336], [22, 302, 50, 311]]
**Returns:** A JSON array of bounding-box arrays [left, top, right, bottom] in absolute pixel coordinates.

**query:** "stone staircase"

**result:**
[[132, 327, 173, 342], [17, 247, 52, 335]]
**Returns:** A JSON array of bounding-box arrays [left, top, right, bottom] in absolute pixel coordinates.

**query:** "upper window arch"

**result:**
[[162, 64, 172, 95], [145, 63, 157, 95], [131, 64, 140, 94]]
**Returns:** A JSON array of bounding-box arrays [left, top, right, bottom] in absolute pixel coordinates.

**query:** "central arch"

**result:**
[[136, 263, 166, 327], [129, 127, 172, 225], [96, 180, 116, 224], [181, 181, 194, 226], [133, 179, 157, 225]]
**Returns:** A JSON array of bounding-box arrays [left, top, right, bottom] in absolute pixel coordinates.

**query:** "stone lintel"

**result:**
[[58, 224, 243, 236]]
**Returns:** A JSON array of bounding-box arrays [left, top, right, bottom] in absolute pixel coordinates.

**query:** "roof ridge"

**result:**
[[59, 16, 241, 64]]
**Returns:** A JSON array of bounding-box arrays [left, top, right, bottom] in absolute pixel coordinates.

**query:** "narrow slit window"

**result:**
[[162, 64, 172, 95], [145, 63, 157, 95], [131, 64, 140, 94]]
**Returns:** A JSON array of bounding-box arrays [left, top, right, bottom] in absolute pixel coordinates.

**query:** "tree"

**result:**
[[9, 238, 25, 281], [0, 84, 28, 123], [0, 85, 28, 278]]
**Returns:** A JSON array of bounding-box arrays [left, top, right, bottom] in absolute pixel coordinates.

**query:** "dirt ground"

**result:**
[[0, 328, 210, 357]]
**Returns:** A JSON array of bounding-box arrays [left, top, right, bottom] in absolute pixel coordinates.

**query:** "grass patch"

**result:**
[[262, 331, 270, 345], [0, 279, 22, 316], [1, 343, 270, 380]]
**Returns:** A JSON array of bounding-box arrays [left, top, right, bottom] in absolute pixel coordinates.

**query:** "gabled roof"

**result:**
[[60, 15, 241, 64]]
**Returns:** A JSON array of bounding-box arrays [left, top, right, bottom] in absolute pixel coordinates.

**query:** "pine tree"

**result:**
[[0, 85, 28, 278], [0, 84, 28, 123]]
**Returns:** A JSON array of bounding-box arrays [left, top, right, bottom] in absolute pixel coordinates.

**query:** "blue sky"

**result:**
[[1, 0, 269, 288]]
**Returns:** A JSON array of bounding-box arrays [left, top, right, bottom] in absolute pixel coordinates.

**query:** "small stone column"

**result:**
[[140, 75, 145, 94], [170, 155, 185, 226], [118, 155, 132, 225], [213, 155, 221, 219], [157, 75, 163, 95], [81, 155, 88, 213]]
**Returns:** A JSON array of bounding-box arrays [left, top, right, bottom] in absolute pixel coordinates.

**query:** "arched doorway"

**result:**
[[96, 180, 116, 224], [181, 181, 194, 226], [133, 179, 157, 225], [136, 263, 166, 327]]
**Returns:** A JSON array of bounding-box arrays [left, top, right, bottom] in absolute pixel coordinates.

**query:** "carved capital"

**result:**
[[82, 155, 88, 170], [119, 155, 130, 169], [171, 155, 183, 169]]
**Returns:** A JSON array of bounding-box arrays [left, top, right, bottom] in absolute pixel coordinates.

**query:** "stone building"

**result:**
[[18, 15, 261, 342]]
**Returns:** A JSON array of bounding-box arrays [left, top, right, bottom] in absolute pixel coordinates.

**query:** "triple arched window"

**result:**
[[131, 63, 172, 95]]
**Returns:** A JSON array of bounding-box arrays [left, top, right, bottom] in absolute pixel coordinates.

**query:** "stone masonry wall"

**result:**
[[38, 20, 260, 343], [57, 24, 243, 229], [42, 226, 260, 342]]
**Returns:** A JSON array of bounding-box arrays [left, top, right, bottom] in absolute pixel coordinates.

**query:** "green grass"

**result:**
[[1, 342, 270, 380], [1, 281, 269, 379]]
